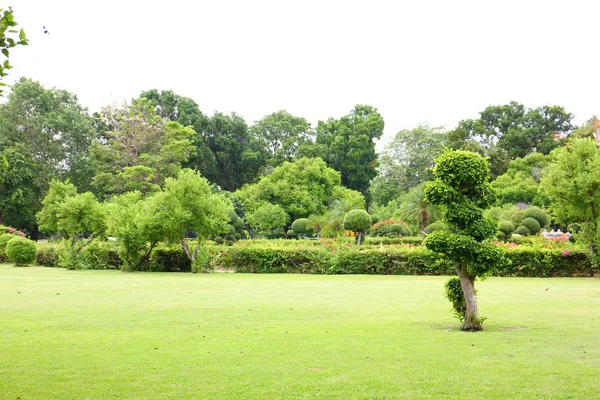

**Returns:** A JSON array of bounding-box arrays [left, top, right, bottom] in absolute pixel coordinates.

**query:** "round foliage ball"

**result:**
[[496, 231, 506, 241], [233, 232, 242, 241], [0, 233, 17, 254], [213, 236, 224, 245], [228, 210, 238, 224], [290, 218, 313, 236], [233, 217, 244, 230], [523, 207, 549, 228], [498, 221, 515, 236], [370, 215, 380, 224], [227, 224, 236, 235], [6, 237, 36, 266], [343, 210, 371, 232], [568, 223, 581, 234], [424, 222, 446, 234], [515, 225, 531, 236], [521, 217, 541, 234], [286, 229, 298, 238]]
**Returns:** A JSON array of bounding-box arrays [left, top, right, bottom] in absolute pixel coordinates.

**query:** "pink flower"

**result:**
[[562, 250, 570, 256], [517, 267, 522, 271]]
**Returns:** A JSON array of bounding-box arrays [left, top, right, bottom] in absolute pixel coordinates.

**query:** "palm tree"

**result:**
[[326, 197, 365, 237], [396, 184, 440, 238]]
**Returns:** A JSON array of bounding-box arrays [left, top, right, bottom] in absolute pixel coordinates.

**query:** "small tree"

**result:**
[[343, 209, 371, 245], [424, 150, 503, 331], [245, 203, 289, 236]]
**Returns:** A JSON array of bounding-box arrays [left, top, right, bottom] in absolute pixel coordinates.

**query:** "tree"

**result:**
[[0, 7, 28, 95], [90, 99, 195, 198], [343, 209, 371, 245], [145, 169, 232, 267], [397, 184, 440, 238], [540, 138, 600, 254], [491, 152, 552, 206], [371, 125, 446, 205], [315, 105, 384, 201], [324, 188, 365, 237], [424, 150, 503, 331], [235, 157, 342, 223], [245, 203, 289, 236], [251, 110, 313, 168]]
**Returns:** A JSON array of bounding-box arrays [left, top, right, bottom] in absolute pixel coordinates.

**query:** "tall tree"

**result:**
[[250, 110, 313, 168], [315, 105, 384, 200], [371, 125, 446, 205]]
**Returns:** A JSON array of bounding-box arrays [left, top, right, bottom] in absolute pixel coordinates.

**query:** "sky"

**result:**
[[2, 0, 599, 147]]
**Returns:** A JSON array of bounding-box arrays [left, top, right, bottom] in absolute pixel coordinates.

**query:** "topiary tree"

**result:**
[[497, 221, 515, 239], [343, 209, 371, 245], [6, 236, 36, 266], [515, 225, 531, 236], [424, 150, 503, 331], [290, 218, 314, 237], [523, 206, 549, 228], [521, 217, 541, 235]]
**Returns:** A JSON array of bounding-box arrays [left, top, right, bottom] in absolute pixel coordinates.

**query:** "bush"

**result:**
[[149, 246, 191, 272], [214, 236, 224, 245], [515, 225, 531, 236], [424, 222, 446, 234], [523, 207, 549, 228], [82, 242, 122, 270], [369, 220, 411, 237], [444, 277, 473, 323], [6, 237, 37, 266], [364, 236, 423, 246], [568, 223, 581, 234], [0, 233, 17, 254], [521, 217, 541, 234], [290, 218, 313, 236], [498, 221, 515, 236], [286, 229, 298, 238], [496, 231, 506, 241], [233, 217, 244, 230], [36, 246, 60, 267], [343, 210, 371, 232]]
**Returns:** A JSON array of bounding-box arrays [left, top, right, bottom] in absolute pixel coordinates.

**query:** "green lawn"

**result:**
[[0, 264, 598, 399]]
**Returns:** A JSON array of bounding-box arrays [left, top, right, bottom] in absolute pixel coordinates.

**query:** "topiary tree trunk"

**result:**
[[424, 150, 503, 331]]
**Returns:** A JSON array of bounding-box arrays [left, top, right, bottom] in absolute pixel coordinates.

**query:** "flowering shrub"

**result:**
[[369, 220, 411, 238]]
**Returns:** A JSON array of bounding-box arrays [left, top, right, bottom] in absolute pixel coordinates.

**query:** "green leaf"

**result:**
[[19, 28, 25, 40], [1, 48, 7, 57]]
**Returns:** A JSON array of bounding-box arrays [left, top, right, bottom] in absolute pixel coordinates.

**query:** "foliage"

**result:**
[[245, 203, 289, 235], [396, 184, 440, 237], [343, 210, 371, 245], [35, 246, 60, 267], [522, 206, 549, 228], [315, 105, 384, 199], [484, 204, 524, 226], [444, 277, 470, 322], [290, 218, 313, 236], [148, 246, 192, 272], [371, 125, 446, 204], [369, 220, 411, 237], [515, 225, 531, 236], [323, 188, 366, 237], [423, 222, 446, 234], [491, 153, 552, 206], [497, 221, 515, 237], [0, 8, 28, 95], [521, 217, 541, 234], [424, 149, 503, 330], [0, 232, 16, 260], [6, 236, 36, 266]]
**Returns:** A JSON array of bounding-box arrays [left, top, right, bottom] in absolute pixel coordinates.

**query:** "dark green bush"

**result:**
[[523, 207, 549, 228], [369, 220, 411, 238], [233, 217, 244, 230], [36, 247, 60, 267], [286, 229, 298, 238], [521, 217, 541, 234], [515, 225, 531, 236], [504, 247, 593, 277], [343, 210, 371, 232], [214, 236, 224, 245], [6, 237, 37, 266], [364, 236, 423, 246], [149, 246, 191, 272], [444, 277, 471, 322], [82, 242, 122, 270], [290, 219, 313, 236], [568, 223, 581, 234], [224, 246, 331, 274], [498, 221, 515, 236]]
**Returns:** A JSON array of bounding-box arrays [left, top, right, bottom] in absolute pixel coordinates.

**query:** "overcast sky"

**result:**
[[2, 0, 599, 147]]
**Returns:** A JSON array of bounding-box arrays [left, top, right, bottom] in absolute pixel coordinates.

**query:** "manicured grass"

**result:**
[[0, 264, 598, 399]]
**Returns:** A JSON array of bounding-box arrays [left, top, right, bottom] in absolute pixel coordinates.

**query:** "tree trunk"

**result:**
[[457, 264, 482, 331]]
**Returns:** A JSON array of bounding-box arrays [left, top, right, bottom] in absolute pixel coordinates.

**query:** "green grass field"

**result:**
[[0, 264, 598, 399]]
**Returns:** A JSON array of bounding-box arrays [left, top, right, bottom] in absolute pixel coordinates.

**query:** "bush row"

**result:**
[[32, 242, 597, 277]]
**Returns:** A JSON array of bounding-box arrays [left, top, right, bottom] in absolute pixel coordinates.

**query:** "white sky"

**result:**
[[2, 0, 599, 147]]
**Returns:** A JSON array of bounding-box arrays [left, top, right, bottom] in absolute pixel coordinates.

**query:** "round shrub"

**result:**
[[227, 224, 236, 235], [233, 232, 242, 241], [225, 240, 234, 246], [0, 233, 17, 254], [6, 237, 37, 266], [521, 217, 541, 234], [568, 223, 581, 234], [343, 210, 371, 232], [523, 207, 549, 228], [370, 215, 380, 224], [515, 225, 531, 236], [496, 231, 506, 241], [213, 236, 224, 245], [286, 229, 298, 238], [228, 210, 238, 224], [498, 221, 515, 236], [369, 220, 411, 238], [291, 218, 313, 236], [424, 222, 446, 234], [233, 217, 244, 230]]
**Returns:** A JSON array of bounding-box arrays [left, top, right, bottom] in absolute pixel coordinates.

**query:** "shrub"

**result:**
[[290, 218, 313, 236], [521, 217, 541, 234], [444, 277, 472, 323], [36, 246, 60, 267], [369, 220, 411, 237], [233, 217, 244, 230], [424, 222, 446, 234], [343, 210, 371, 232], [214, 236, 224, 245], [6, 237, 37, 266], [149, 246, 191, 272], [568, 223, 581, 234], [0, 233, 17, 261], [364, 236, 422, 246], [496, 231, 506, 241], [286, 229, 298, 238], [523, 207, 549, 228], [515, 225, 531, 236], [82, 242, 122, 270], [498, 221, 515, 236]]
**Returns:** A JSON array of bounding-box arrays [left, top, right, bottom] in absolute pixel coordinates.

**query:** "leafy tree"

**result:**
[[251, 110, 313, 168], [396, 184, 440, 238], [0, 7, 28, 95], [245, 203, 289, 236], [424, 150, 503, 331], [491, 153, 552, 206], [540, 138, 600, 254], [144, 169, 232, 267], [36, 180, 78, 235], [90, 99, 195, 198], [324, 190, 365, 238], [371, 125, 446, 205], [315, 105, 384, 200], [343, 209, 371, 245], [235, 157, 341, 223]]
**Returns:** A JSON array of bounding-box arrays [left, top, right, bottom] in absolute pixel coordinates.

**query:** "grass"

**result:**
[[0, 264, 598, 399]]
